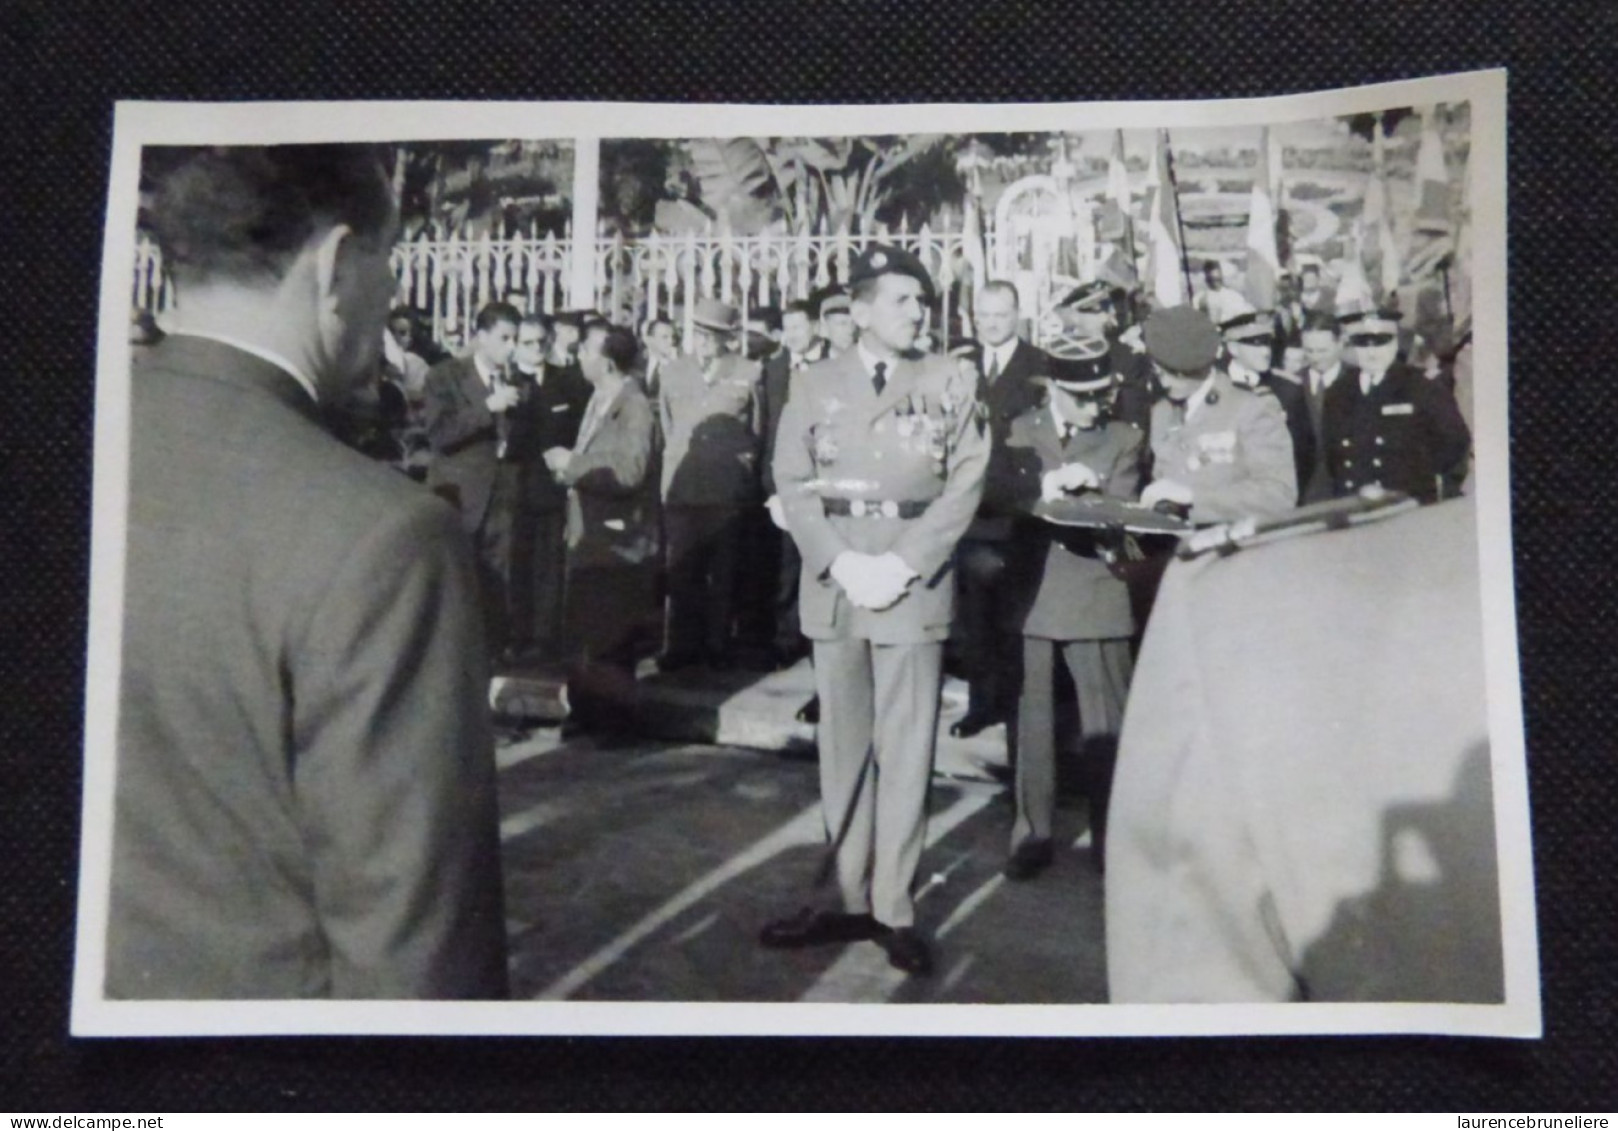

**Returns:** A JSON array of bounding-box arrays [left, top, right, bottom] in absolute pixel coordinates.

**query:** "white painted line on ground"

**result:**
[[796, 788, 994, 1003], [499, 799, 570, 842], [535, 802, 826, 1000], [935, 872, 1005, 940], [496, 734, 565, 772], [671, 911, 722, 945]]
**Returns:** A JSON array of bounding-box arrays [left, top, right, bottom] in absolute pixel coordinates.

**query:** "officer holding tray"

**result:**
[[987, 337, 1145, 879], [760, 244, 989, 978]]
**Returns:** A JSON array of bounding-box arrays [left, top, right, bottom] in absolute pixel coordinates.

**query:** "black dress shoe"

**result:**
[[1003, 838, 1055, 881], [795, 695, 820, 724], [949, 710, 1002, 739], [759, 908, 885, 949], [876, 928, 934, 977]]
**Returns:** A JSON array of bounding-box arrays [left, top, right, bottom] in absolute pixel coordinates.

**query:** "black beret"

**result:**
[[848, 244, 935, 302], [1143, 305, 1221, 373]]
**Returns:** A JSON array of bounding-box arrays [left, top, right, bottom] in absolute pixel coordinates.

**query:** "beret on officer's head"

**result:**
[[849, 244, 935, 303], [1144, 305, 1221, 373]]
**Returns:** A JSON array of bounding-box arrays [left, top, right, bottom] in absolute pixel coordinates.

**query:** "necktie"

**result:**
[[987, 355, 1002, 383], [872, 361, 887, 396]]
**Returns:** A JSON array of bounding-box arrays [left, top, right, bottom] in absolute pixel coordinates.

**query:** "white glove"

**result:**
[[485, 384, 522, 413], [1040, 461, 1102, 502], [765, 494, 788, 531], [543, 446, 573, 476], [1140, 478, 1195, 509], [830, 551, 915, 611]]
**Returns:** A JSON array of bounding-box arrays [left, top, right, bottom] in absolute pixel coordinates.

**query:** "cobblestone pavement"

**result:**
[[495, 728, 1109, 1004]]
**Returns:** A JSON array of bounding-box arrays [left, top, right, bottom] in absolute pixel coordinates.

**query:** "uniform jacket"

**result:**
[[658, 352, 764, 506], [1322, 362, 1472, 503], [772, 347, 989, 645], [510, 360, 592, 512], [986, 407, 1143, 640], [423, 354, 505, 530], [111, 335, 507, 1000], [562, 381, 661, 570], [1147, 370, 1297, 524], [1107, 498, 1501, 1003], [1230, 362, 1316, 506], [760, 340, 827, 496], [967, 338, 1049, 540]]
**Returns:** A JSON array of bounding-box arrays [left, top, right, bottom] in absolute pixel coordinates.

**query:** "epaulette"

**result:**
[[1175, 487, 1419, 561]]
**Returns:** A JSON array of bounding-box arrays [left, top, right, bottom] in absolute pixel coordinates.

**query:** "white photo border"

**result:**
[[75, 68, 1534, 1038]]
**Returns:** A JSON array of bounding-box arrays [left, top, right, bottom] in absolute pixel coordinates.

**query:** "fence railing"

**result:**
[[132, 223, 1081, 349]]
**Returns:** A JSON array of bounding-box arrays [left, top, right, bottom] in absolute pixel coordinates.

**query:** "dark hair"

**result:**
[[1300, 263, 1321, 279], [387, 306, 415, 325], [600, 326, 640, 374], [1203, 260, 1222, 277], [782, 299, 815, 321], [978, 279, 1019, 307], [475, 302, 522, 333], [1301, 312, 1341, 338], [146, 144, 394, 286], [518, 314, 550, 335]]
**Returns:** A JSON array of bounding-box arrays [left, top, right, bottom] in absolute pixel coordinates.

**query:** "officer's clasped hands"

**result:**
[[830, 550, 918, 611]]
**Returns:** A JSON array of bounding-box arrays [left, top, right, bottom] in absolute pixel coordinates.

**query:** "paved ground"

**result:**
[[492, 714, 1110, 1005]]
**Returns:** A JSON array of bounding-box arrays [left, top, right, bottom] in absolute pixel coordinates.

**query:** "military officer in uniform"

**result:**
[[1139, 305, 1297, 524], [986, 338, 1144, 880], [1107, 496, 1502, 1003], [760, 245, 989, 977], [1056, 280, 1153, 434], [1322, 310, 1472, 504], [657, 297, 765, 669], [1219, 305, 1315, 505]]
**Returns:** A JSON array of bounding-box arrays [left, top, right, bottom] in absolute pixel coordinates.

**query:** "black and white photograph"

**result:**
[[73, 69, 1533, 1038]]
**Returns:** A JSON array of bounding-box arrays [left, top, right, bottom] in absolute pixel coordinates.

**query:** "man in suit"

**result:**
[[760, 299, 829, 668], [817, 288, 857, 357], [1139, 305, 1297, 524], [761, 245, 989, 977], [423, 301, 523, 657], [1297, 312, 1359, 503], [951, 280, 1047, 738], [507, 313, 592, 662], [537, 325, 661, 741], [640, 315, 679, 400], [109, 144, 506, 1000], [1220, 306, 1316, 506], [1322, 311, 1472, 504], [657, 297, 765, 670], [1108, 497, 1501, 1003], [986, 340, 1145, 879]]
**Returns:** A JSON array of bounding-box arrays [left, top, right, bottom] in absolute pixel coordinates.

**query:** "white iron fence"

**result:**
[[133, 224, 1002, 349]]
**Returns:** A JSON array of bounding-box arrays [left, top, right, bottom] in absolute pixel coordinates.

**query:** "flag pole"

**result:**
[[1163, 130, 1195, 300], [1119, 129, 1139, 270]]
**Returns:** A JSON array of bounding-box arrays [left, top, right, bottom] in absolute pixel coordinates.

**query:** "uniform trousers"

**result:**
[[955, 538, 1023, 720], [664, 505, 744, 660], [774, 532, 805, 659], [1012, 636, 1134, 851], [814, 637, 944, 929]]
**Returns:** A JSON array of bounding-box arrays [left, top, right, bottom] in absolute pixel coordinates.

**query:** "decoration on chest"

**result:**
[[1185, 429, 1238, 471]]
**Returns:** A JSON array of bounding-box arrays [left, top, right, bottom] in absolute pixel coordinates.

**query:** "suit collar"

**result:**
[[145, 334, 323, 423]]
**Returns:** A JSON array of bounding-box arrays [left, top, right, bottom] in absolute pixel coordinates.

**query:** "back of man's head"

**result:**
[[147, 145, 395, 289]]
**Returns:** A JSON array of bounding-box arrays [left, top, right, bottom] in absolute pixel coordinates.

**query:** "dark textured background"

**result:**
[[3, 0, 1615, 1111]]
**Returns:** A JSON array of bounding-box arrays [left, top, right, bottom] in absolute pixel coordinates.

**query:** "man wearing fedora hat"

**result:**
[[986, 338, 1145, 878], [657, 295, 765, 670], [761, 244, 988, 977]]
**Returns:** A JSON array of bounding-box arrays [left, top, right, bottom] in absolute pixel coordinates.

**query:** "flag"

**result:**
[[961, 192, 988, 285], [1243, 127, 1282, 309], [1362, 129, 1402, 299], [1412, 107, 1453, 236], [1144, 129, 1186, 308]]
